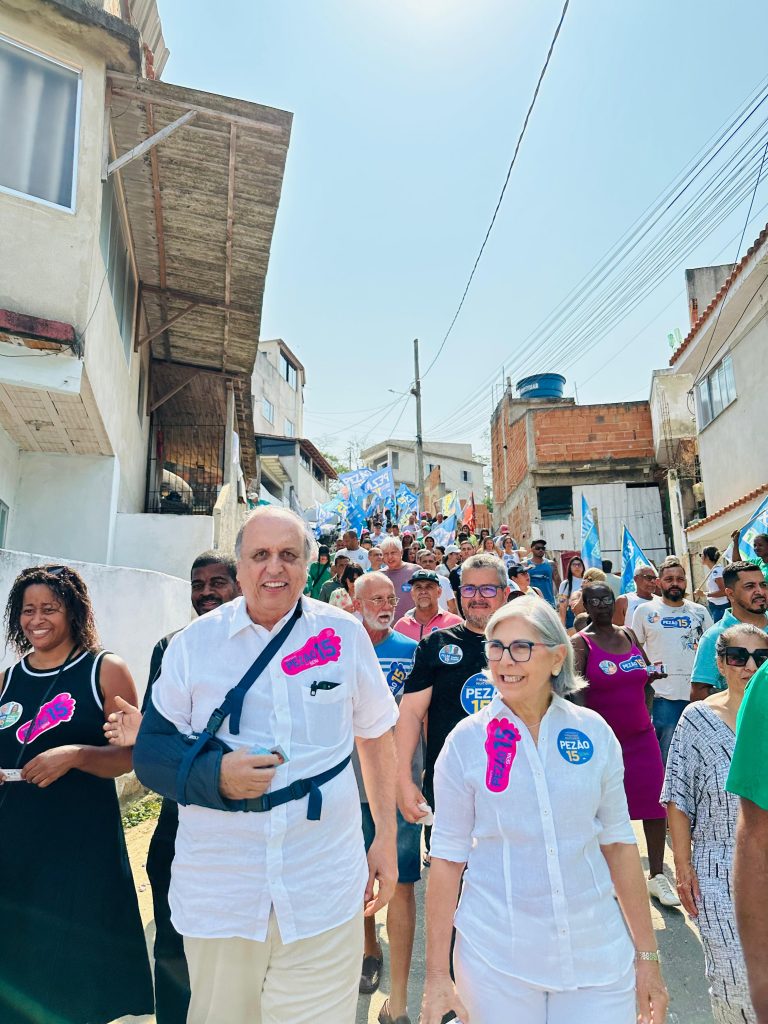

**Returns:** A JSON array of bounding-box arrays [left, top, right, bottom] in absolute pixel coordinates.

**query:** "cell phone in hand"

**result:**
[[250, 745, 289, 764]]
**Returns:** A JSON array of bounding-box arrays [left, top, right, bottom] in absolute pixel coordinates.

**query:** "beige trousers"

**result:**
[[184, 910, 363, 1024]]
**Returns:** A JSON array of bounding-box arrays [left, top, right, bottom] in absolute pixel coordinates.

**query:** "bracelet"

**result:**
[[635, 950, 661, 963]]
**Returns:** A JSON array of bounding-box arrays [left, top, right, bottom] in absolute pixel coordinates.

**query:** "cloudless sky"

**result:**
[[161, 0, 768, 467]]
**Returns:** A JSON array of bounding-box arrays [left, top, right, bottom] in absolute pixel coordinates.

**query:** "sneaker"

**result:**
[[648, 873, 681, 907], [359, 951, 383, 994]]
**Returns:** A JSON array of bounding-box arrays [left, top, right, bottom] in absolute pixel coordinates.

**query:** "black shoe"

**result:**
[[359, 951, 383, 994], [378, 997, 412, 1024]]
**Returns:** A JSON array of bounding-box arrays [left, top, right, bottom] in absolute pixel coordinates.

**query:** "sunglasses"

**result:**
[[723, 647, 768, 668], [460, 584, 504, 598], [584, 595, 614, 608]]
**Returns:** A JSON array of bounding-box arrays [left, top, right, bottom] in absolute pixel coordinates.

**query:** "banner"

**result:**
[[345, 498, 368, 536], [338, 467, 374, 500], [580, 494, 602, 569], [619, 525, 653, 594], [363, 466, 396, 502], [728, 492, 768, 562]]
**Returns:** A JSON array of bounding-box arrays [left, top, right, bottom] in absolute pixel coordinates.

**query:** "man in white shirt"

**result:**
[[613, 565, 658, 626], [134, 507, 398, 1024], [633, 557, 712, 765], [336, 529, 370, 570]]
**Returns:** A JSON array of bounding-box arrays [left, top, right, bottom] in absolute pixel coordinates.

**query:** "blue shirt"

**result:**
[[528, 559, 556, 606], [692, 609, 768, 690]]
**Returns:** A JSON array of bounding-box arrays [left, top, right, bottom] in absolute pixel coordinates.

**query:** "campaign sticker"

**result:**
[[386, 661, 410, 696], [460, 672, 495, 715], [401, 582, 412, 593], [0, 701, 23, 730], [484, 717, 521, 793], [16, 693, 76, 745], [281, 629, 342, 676], [439, 644, 463, 665], [598, 660, 618, 676], [557, 728, 594, 766], [619, 654, 645, 673]]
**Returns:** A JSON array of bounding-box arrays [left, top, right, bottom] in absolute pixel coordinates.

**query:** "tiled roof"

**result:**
[[686, 481, 768, 532], [670, 222, 768, 366]]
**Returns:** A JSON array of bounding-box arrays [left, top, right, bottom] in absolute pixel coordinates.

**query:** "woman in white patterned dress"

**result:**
[[662, 623, 768, 1024]]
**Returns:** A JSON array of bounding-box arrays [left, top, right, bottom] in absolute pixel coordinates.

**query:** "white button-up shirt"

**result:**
[[152, 595, 398, 943], [430, 693, 635, 989]]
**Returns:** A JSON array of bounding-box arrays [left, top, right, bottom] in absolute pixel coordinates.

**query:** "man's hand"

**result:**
[[398, 777, 426, 823], [22, 745, 81, 787], [364, 831, 397, 917], [219, 749, 280, 800], [421, 975, 471, 1024], [103, 695, 142, 747]]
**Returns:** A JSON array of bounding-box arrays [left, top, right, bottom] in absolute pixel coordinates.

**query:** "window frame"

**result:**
[[280, 352, 298, 390], [284, 417, 295, 437], [99, 175, 138, 363], [0, 498, 8, 547], [262, 397, 275, 424], [695, 354, 737, 429], [0, 33, 82, 213]]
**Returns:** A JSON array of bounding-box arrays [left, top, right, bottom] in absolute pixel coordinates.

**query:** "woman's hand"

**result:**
[[420, 974, 470, 1024], [103, 695, 142, 747], [635, 960, 668, 1023], [22, 745, 82, 787], [674, 860, 700, 917]]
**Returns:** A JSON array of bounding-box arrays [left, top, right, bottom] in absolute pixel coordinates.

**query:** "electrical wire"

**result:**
[[420, 0, 571, 383]]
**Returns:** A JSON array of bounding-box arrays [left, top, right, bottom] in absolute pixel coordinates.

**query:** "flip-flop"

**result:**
[[359, 951, 383, 994]]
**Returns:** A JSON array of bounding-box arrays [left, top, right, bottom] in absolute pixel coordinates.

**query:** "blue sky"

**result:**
[[161, 0, 768, 465]]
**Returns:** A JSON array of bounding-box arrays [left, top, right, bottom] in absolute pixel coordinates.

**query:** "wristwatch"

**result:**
[[635, 950, 661, 963]]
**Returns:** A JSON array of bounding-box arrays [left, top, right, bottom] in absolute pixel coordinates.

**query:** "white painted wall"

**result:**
[[0, 425, 20, 543], [365, 442, 478, 502], [112, 512, 215, 580], [0, 548, 190, 705], [252, 342, 303, 437], [297, 463, 332, 510], [696, 312, 768, 512], [8, 452, 119, 564], [649, 369, 696, 466]]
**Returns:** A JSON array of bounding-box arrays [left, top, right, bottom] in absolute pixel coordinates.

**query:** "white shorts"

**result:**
[[454, 932, 636, 1024]]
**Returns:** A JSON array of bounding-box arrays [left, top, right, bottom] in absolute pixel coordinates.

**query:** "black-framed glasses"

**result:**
[[460, 584, 504, 598], [584, 595, 614, 608], [484, 639, 553, 663], [724, 646, 768, 668]]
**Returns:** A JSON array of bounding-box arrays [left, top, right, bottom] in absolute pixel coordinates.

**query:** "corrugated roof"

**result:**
[[670, 222, 768, 367]]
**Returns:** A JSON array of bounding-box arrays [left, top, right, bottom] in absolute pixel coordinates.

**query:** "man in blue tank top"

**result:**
[[527, 539, 560, 607]]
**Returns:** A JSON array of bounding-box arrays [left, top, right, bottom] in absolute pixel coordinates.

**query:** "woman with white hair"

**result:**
[[421, 596, 668, 1024]]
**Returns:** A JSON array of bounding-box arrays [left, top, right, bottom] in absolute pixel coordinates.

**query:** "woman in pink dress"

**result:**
[[571, 580, 680, 908]]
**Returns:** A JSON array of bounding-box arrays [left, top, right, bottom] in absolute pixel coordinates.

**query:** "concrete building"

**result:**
[[490, 376, 668, 564], [256, 435, 337, 512], [667, 235, 768, 554], [0, 0, 290, 684], [252, 339, 305, 440], [361, 439, 481, 505]]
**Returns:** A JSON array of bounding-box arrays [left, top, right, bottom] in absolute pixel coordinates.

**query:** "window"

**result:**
[[284, 418, 295, 437], [280, 353, 298, 390], [695, 355, 737, 428], [262, 397, 274, 424], [99, 177, 137, 361], [537, 486, 573, 519], [461, 469, 472, 483], [391, 452, 399, 470], [137, 357, 147, 420], [0, 499, 7, 546], [0, 36, 80, 210], [300, 451, 311, 472]]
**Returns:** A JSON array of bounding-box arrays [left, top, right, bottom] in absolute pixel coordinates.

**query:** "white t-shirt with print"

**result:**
[[632, 599, 713, 701]]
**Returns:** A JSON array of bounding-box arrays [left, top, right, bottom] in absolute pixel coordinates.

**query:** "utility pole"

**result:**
[[411, 338, 425, 508]]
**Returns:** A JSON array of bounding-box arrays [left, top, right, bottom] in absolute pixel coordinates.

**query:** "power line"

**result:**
[[420, 0, 571, 382]]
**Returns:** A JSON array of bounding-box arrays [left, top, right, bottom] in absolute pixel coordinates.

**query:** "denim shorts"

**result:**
[[360, 803, 422, 884]]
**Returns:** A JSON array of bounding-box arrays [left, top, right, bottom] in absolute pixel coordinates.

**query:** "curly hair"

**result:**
[[4, 564, 100, 657]]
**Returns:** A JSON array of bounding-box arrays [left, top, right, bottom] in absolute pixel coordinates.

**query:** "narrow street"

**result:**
[[121, 816, 712, 1024]]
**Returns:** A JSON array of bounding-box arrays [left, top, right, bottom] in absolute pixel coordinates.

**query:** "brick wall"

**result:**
[[533, 402, 654, 464], [491, 405, 528, 505]]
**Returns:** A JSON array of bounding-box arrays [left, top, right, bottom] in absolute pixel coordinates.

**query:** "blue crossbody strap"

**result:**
[[175, 601, 303, 805]]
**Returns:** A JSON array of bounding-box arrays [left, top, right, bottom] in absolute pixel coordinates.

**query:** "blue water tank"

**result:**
[[515, 373, 566, 400]]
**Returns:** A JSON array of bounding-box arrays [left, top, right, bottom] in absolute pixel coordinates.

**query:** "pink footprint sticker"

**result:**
[[484, 717, 521, 793], [16, 692, 76, 744], [281, 628, 342, 675]]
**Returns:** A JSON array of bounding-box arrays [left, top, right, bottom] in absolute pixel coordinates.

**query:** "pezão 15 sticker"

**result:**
[[557, 728, 594, 765], [0, 701, 23, 730], [460, 672, 495, 714]]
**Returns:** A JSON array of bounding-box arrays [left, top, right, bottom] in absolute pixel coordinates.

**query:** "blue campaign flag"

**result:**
[[339, 468, 374, 500], [580, 494, 602, 570], [345, 498, 368, 535], [619, 525, 653, 594], [430, 514, 457, 547], [732, 492, 768, 561], [363, 466, 395, 502], [396, 483, 419, 515]]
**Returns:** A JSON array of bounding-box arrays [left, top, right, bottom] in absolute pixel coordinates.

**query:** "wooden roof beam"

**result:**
[[141, 283, 259, 318], [137, 302, 198, 349], [150, 370, 200, 413], [108, 109, 198, 178], [222, 123, 237, 371]]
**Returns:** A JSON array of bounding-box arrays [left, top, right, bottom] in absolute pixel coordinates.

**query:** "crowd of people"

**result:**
[[0, 506, 766, 1024]]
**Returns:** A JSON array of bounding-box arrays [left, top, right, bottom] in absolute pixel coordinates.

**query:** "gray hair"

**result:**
[[354, 571, 394, 598], [379, 537, 403, 554], [485, 596, 586, 697], [716, 623, 768, 658], [234, 507, 317, 563], [462, 552, 508, 589]]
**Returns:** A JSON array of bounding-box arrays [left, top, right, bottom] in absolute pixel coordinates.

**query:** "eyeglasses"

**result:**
[[723, 646, 768, 668], [484, 639, 553, 663], [460, 584, 504, 598], [637, 574, 657, 582], [584, 595, 614, 608], [362, 596, 397, 608]]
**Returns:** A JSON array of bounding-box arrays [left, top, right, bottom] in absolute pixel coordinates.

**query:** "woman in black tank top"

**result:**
[[0, 564, 153, 1024]]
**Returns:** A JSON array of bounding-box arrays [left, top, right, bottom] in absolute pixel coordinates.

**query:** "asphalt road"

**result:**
[[121, 818, 712, 1024]]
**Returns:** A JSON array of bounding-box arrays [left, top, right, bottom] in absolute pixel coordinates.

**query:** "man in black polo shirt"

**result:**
[[396, 554, 509, 835]]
